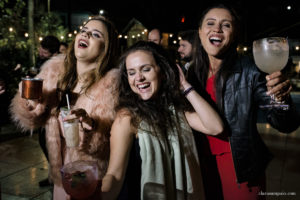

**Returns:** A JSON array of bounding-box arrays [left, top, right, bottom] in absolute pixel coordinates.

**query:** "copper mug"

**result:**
[[21, 77, 43, 99]]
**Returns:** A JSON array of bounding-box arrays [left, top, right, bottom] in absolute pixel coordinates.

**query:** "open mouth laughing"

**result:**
[[78, 39, 89, 48], [209, 36, 223, 46], [136, 83, 150, 91]]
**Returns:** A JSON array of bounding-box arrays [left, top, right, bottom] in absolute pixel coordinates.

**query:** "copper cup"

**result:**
[[21, 78, 43, 99]]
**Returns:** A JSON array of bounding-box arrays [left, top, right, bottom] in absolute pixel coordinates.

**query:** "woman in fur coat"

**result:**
[[10, 16, 119, 199]]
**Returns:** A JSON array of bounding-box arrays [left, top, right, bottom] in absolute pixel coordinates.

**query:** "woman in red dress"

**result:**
[[187, 3, 299, 200]]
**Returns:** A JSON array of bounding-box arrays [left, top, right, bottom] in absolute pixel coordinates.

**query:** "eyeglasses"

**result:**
[[79, 29, 104, 40]]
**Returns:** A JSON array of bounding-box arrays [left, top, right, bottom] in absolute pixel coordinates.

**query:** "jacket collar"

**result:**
[[229, 55, 250, 74]]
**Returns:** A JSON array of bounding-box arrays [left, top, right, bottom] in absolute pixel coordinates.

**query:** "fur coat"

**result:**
[[10, 54, 119, 187]]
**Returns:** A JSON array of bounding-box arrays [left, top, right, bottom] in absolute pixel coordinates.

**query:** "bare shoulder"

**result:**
[[111, 109, 136, 137]]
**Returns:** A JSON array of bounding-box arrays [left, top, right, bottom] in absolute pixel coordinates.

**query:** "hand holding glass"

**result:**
[[252, 37, 289, 109], [60, 107, 79, 147]]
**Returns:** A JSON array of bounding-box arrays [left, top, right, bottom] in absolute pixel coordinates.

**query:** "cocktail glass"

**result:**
[[253, 37, 289, 110], [60, 160, 100, 200]]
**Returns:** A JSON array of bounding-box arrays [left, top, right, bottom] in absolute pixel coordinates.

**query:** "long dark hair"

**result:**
[[187, 4, 241, 112], [57, 16, 119, 98], [117, 41, 190, 135]]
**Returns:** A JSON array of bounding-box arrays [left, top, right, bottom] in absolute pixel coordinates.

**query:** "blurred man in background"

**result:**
[[59, 42, 68, 54], [178, 30, 197, 74], [32, 35, 60, 187], [148, 28, 162, 45], [29, 35, 60, 76]]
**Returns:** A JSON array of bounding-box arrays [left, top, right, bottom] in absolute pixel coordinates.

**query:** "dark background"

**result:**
[[50, 0, 300, 44]]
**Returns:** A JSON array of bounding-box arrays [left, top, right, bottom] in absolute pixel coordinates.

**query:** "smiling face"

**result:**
[[199, 8, 234, 58], [74, 20, 107, 63], [126, 50, 161, 100]]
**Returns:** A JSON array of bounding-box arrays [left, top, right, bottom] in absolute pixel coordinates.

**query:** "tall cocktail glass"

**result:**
[[253, 37, 289, 109]]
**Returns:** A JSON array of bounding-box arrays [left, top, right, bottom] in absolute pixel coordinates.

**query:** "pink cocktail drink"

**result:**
[[61, 160, 100, 199]]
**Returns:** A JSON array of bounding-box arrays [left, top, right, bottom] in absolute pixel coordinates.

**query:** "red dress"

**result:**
[[205, 75, 265, 200]]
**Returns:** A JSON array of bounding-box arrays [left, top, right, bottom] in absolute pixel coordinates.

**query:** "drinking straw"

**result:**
[[66, 94, 71, 110]]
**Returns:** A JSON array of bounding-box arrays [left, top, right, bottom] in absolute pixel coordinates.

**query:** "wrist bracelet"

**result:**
[[183, 86, 194, 96]]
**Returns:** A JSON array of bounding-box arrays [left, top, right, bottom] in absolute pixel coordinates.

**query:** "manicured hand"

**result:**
[[266, 71, 292, 101], [64, 108, 95, 132]]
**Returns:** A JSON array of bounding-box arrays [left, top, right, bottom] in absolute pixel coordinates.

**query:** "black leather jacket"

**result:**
[[221, 56, 299, 183]]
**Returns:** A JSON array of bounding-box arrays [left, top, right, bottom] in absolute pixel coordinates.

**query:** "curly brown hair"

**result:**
[[117, 41, 191, 135]]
